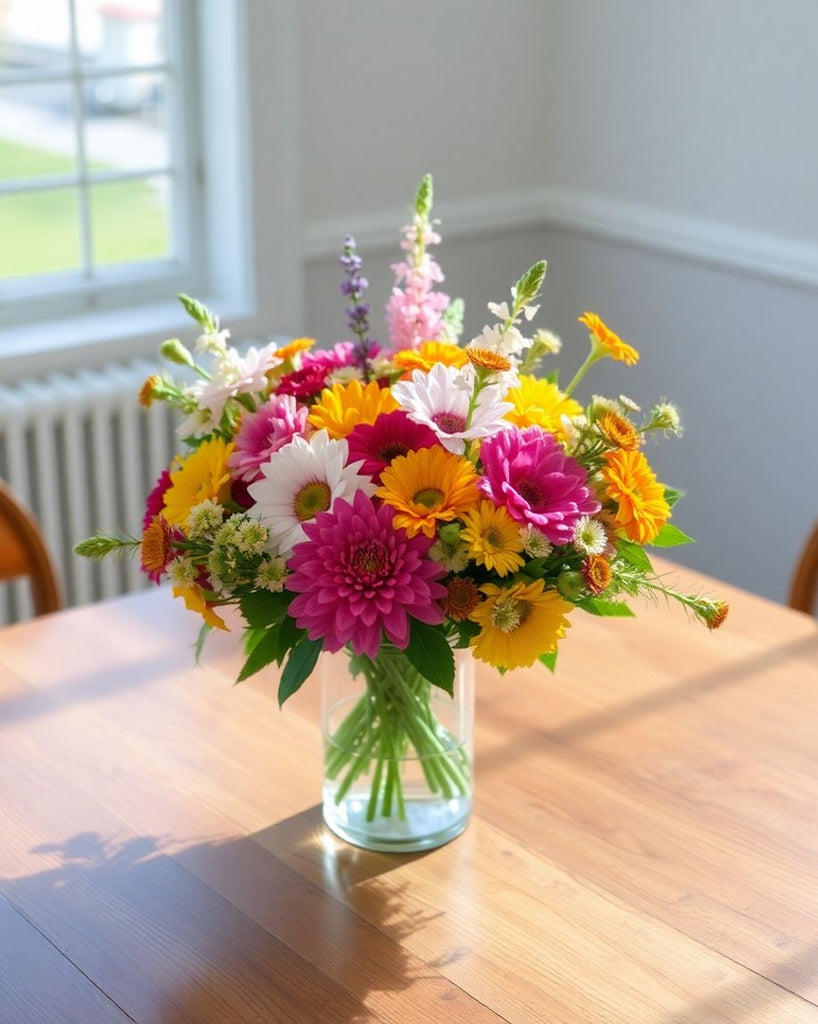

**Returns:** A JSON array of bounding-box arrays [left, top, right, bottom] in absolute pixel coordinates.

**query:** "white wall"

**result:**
[[283, 0, 818, 604]]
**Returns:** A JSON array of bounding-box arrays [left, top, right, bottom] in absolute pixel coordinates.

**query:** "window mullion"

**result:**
[[67, 0, 94, 285]]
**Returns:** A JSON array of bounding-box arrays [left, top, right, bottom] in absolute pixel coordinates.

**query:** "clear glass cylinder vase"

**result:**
[[321, 644, 474, 853]]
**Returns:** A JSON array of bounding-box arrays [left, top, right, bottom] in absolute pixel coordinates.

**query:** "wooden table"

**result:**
[[1, 562, 817, 1023]]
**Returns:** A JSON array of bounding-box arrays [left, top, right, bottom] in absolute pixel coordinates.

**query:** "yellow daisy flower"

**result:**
[[461, 500, 525, 576], [393, 340, 469, 376], [469, 578, 573, 670], [308, 379, 398, 439], [376, 445, 480, 538], [578, 312, 639, 366], [504, 375, 583, 439], [173, 584, 228, 630], [601, 449, 670, 545], [162, 438, 234, 531]]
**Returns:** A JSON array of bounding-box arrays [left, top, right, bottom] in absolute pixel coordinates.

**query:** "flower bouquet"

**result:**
[[77, 174, 726, 851]]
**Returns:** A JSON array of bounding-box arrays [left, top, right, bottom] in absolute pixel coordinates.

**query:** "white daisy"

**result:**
[[572, 516, 608, 556], [247, 430, 375, 553], [391, 363, 512, 454], [180, 341, 282, 436]]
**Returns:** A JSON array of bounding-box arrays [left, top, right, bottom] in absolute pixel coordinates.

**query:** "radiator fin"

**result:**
[[0, 360, 179, 625]]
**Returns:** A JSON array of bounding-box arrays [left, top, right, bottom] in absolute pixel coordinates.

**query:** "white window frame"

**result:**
[[0, 0, 303, 383]]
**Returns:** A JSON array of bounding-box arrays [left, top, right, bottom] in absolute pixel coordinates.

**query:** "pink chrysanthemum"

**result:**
[[479, 426, 600, 545], [228, 395, 309, 482], [346, 410, 439, 480], [287, 489, 446, 658], [276, 364, 331, 399], [143, 469, 172, 530]]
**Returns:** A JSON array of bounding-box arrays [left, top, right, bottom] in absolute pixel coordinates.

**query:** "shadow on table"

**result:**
[[3, 821, 487, 1024], [477, 632, 818, 775]]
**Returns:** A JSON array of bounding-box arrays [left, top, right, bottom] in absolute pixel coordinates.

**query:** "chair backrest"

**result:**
[[0, 480, 62, 617], [788, 523, 818, 616]]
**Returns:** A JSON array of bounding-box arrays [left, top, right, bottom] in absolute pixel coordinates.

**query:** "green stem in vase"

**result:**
[[326, 643, 471, 822]]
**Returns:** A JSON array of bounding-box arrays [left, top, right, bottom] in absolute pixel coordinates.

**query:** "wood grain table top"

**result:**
[[1, 560, 816, 1023]]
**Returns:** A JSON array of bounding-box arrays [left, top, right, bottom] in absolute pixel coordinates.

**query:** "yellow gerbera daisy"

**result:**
[[601, 449, 670, 545], [461, 500, 525, 576], [469, 578, 573, 670], [578, 312, 639, 366], [393, 340, 469, 376], [376, 445, 480, 538], [173, 584, 228, 630], [308, 379, 398, 439], [504, 375, 583, 439], [162, 438, 234, 531]]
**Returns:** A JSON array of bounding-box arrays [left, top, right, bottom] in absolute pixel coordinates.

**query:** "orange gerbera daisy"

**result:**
[[466, 347, 512, 373], [162, 438, 234, 531], [601, 449, 669, 545], [393, 340, 469, 376], [504, 375, 583, 439], [308, 379, 398, 439], [274, 337, 315, 363], [578, 312, 639, 366], [597, 411, 642, 451], [376, 445, 480, 538]]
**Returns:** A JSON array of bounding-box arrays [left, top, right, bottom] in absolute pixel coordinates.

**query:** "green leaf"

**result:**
[[616, 538, 653, 572], [177, 292, 215, 330], [497, 665, 508, 677], [521, 556, 549, 579], [576, 597, 636, 617], [237, 625, 282, 683], [538, 649, 558, 673], [278, 637, 323, 707], [192, 623, 212, 665], [544, 368, 560, 385], [650, 523, 694, 547], [453, 619, 480, 648], [276, 614, 306, 665], [514, 260, 547, 307], [404, 620, 455, 695], [239, 590, 290, 629], [663, 486, 685, 509]]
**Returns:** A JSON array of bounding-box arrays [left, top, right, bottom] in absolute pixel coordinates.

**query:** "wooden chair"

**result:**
[[0, 480, 62, 617], [788, 523, 818, 615]]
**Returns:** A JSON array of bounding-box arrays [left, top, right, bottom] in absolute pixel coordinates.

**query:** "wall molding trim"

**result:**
[[304, 186, 818, 292]]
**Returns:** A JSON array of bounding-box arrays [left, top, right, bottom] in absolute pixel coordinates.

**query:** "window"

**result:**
[[0, 0, 201, 325]]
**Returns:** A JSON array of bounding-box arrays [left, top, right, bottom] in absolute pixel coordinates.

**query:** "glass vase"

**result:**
[[321, 643, 474, 853]]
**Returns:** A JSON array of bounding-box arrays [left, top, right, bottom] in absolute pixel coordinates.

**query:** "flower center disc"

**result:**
[[413, 486, 445, 509], [294, 479, 332, 521], [432, 411, 467, 434], [517, 480, 544, 506]]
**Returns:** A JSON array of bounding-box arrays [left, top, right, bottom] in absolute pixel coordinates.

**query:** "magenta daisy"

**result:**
[[479, 425, 600, 544], [228, 395, 309, 482], [346, 410, 439, 480], [143, 468, 172, 530], [287, 489, 446, 658]]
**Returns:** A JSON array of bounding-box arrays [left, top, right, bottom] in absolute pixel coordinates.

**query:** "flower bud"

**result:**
[[160, 338, 195, 368]]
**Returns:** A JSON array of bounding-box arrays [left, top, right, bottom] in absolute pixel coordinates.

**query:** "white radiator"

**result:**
[[0, 360, 179, 624]]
